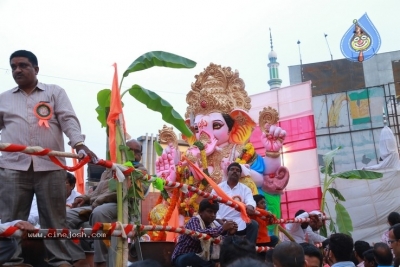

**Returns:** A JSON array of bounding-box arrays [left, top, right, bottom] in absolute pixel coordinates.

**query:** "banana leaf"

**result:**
[[128, 84, 193, 137], [332, 170, 383, 179], [327, 188, 346, 201], [154, 141, 164, 156], [322, 146, 342, 175], [320, 225, 327, 237], [329, 219, 336, 233], [123, 51, 196, 77], [335, 202, 353, 235], [96, 89, 111, 127]]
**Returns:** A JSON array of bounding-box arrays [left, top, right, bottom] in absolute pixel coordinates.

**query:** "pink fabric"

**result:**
[[279, 115, 316, 153], [281, 187, 322, 219]]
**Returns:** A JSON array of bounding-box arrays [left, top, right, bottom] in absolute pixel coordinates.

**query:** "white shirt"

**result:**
[[66, 190, 81, 207], [284, 212, 326, 243], [284, 212, 309, 242], [211, 181, 256, 231], [305, 226, 327, 243], [28, 195, 39, 226]]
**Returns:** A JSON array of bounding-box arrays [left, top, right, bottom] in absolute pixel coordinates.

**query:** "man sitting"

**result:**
[[65, 172, 81, 208], [284, 209, 325, 243], [212, 162, 258, 244], [66, 139, 146, 267], [172, 199, 238, 267]]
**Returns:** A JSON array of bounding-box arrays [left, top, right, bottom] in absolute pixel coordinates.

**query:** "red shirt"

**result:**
[[250, 214, 270, 244]]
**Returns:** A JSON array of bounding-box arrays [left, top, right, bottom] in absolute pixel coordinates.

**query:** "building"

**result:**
[[288, 51, 400, 171], [288, 50, 400, 242]]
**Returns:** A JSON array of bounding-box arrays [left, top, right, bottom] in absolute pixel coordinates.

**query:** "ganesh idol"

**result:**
[[155, 63, 290, 220]]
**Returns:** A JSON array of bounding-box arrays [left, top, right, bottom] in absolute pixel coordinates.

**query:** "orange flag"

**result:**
[[107, 63, 125, 163], [166, 206, 179, 242], [71, 147, 85, 194], [183, 156, 250, 223]]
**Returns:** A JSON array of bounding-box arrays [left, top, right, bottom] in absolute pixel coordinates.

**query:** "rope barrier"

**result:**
[[0, 223, 323, 253], [164, 181, 330, 224], [0, 223, 220, 243], [0, 142, 135, 181]]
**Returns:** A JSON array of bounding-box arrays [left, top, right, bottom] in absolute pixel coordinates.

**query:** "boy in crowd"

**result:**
[[172, 199, 238, 267]]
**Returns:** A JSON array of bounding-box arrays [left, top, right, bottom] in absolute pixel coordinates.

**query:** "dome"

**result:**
[[268, 50, 277, 59]]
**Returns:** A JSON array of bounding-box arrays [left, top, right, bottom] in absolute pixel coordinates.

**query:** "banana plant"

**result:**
[[97, 51, 196, 266], [99, 51, 196, 217], [96, 51, 196, 139], [319, 147, 383, 236]]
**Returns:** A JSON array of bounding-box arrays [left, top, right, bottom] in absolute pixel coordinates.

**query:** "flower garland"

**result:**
[[235, 143, 255, 164], [148, 165, 183, 241]]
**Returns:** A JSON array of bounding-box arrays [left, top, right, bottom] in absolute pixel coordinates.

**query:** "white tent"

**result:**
[[325, 126, 400, 243]]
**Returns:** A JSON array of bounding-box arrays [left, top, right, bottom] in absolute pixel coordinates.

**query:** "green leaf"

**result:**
[[96, 106, 108, 128], [128, 84, 193, 137], [332, 169, 383, 179], [329, 220, 336, 233], [96, 89, 111, 128], [323, 146, 342, 175], [335, 202, 353, 235], [327, 188, 346, 201], [154, 141, 164, 156], [97, 89, 111, 107], [320, 225, 327, 237], [123, 51, 196, 77], [119, 145, 135, 162], [320, 166, 326, 174], [108, 179, 117, 192], [194, 141, 205, 150], [132, 170, 145, 179]]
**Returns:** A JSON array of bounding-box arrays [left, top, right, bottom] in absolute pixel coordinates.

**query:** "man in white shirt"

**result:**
[[0, 220, 35, 265], [212, 162, 259, 244], [284, 210, 326, 243], [307, 210, 327, 243], [65, 172, 81, 208]]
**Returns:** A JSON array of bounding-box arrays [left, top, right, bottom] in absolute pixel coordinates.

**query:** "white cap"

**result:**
[[309, 210, 322, 216]]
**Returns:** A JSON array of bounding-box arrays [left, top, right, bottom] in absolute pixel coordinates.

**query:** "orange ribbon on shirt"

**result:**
[[34, 102, 53, 128]]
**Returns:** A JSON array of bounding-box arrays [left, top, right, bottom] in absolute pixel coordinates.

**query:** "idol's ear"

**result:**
[[181, 119, 196, 146], [229, 109, 256, 145]]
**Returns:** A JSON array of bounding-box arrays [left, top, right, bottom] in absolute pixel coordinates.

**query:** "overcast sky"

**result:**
[[1, 0, 399, 165]]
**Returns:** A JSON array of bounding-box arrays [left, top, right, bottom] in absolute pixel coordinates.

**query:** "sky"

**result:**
[[1, 0, 400, 167]]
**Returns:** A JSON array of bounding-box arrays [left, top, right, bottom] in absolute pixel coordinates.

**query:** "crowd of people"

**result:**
[[170, 202, 400, 267], [169, 162, 400, 267]]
